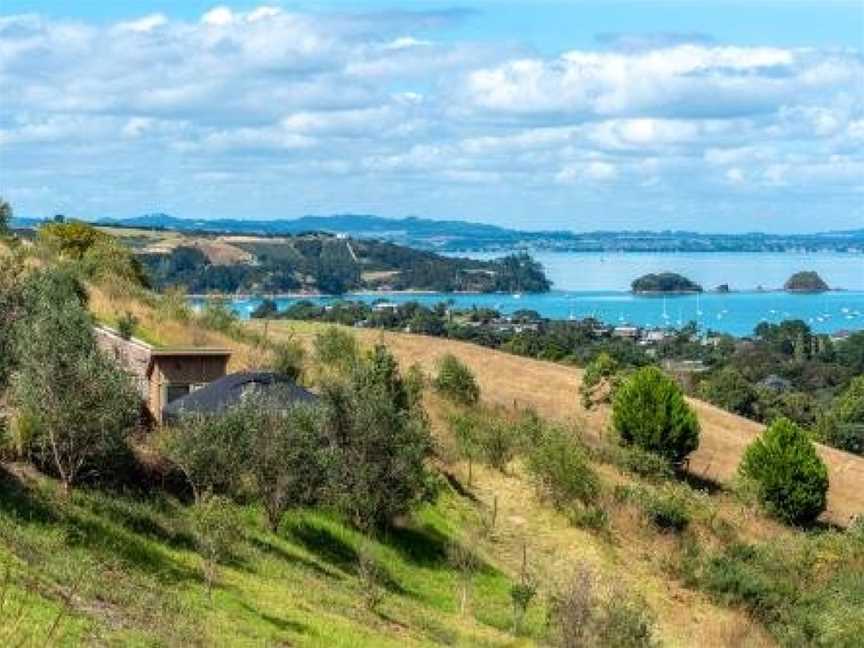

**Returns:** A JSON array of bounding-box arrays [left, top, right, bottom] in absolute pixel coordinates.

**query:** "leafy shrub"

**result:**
[[612, 366, 700, 465], [192, 495, 244, 597], [242, 400, 325, 531], [433, 353, 480, 405], [270, 339, 305, 382], [739, 417, 828, 526], [579, 352, 619, 409], [642, 486, 690, 533], [11, 269, 140, 493], [319, 346, 438, 530], [116, 311, 138, 340], [547, 563, 657, 648], [818, 376, 864, 455], [199, 296, 238, 333], [525, 425, 599, 509], [313, 326, 359, 371], [476, 415, 520, 472], [161, 410, 252, 503]]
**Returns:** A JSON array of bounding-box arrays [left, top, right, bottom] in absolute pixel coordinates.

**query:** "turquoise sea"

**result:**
[[207, 251, 864, 337]]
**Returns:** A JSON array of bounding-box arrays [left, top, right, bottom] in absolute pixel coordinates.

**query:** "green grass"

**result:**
[[0, 465, 542, 647]]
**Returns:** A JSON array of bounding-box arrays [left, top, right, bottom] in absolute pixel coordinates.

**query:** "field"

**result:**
[[253, 320, 864, 527], [2, 283, 860, 646]]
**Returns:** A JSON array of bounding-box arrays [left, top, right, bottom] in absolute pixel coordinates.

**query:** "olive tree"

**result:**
[[243, 398, 326, 531], [160, 409, 252, 503], [612, 366, 700, 465], [11, 269, 139, 493], [320, 345, 438, 531]]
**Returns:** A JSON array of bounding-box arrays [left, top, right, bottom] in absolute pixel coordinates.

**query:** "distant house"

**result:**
[[95, 325, 231, 425], [612, 325, 640, 339], [758, 374, 792, 393], [163, 372, 317, 423]]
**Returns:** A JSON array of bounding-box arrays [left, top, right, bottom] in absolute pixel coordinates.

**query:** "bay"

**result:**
[[202, 251, 864, 337]]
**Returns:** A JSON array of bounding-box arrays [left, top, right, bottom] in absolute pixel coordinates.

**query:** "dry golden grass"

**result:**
[[254, 320, 864, 527], [87, 285, 260, 371]]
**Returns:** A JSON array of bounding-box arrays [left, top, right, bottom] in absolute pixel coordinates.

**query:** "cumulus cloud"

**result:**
[[0, 6, 861, 229]]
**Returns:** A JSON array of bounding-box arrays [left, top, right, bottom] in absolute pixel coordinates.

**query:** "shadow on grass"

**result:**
[[282, 518, 407, 595], [284, 519, 359, 574], [679, 468, 725, 495], [384, 524, 450, 569], [0, 465, 59, 526], [247, 535, 339, 580], [236, 601, 309, 636], [77, 494, 197, 553], [62, 510, 200, 586]]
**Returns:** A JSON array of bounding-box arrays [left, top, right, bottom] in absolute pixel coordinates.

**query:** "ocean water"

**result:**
[[205, 251, 864, 337], [471, 251, 864, 292]]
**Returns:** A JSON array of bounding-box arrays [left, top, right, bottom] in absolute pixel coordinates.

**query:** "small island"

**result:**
[[631, 272, 703, 294], [783, 271, 829, 293]]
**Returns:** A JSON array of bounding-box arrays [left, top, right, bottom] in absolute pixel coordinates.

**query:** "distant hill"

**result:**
[[127, 229, 551, 295], [12, 214, 864, 253]]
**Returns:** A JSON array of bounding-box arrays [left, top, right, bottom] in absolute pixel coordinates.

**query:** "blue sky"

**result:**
[[1, 1, 862, 232]]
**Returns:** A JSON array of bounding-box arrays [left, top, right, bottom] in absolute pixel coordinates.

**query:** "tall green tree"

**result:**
[[612, 366, 700, 465], [739, 417, 828, 526]]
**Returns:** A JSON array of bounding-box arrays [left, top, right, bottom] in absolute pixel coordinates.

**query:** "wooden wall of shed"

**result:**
[[149, 355, 230, 423]]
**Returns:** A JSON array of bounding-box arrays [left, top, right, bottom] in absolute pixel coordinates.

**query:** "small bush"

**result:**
[[192, 495, 244, 598], [116, 311, 138, 340], [476, 415, 519, 472], [434, 354, 480, 405], [547, 563, 657, 648], [643, 487, 690, 533], [199, 296, 238, 333], [739, 417, 828, 526], [601, 445, 674, 482], [270, 339, 305, 382], [612, 366, 700, 465], [356, 544, 386, 613], [313, 326, 359, 371], [525, 425, 599, 509], [570, 505, 609, 533]]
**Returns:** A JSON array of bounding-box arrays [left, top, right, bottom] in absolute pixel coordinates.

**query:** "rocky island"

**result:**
[[784, 271, 830, 293], [631, 272, 703, 294]]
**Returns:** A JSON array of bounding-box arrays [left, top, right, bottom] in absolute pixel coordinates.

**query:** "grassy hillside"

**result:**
[[2, 270, 862, 647], [252, 321, 864, 527]]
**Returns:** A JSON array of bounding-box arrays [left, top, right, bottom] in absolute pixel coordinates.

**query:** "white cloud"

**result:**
[[115, 13, 167, 33], [201, 6, 234, 26], [0, 7, 861, 229]]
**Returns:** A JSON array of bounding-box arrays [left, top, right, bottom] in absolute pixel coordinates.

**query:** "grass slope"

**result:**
[[13, 287, 853, 646], [0, 463, 541, 646], [252, 321, 864, 527]]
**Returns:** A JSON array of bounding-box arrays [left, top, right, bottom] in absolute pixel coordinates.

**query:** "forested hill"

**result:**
[[133, 231, 551, 295], [14, 214, 864, 253]]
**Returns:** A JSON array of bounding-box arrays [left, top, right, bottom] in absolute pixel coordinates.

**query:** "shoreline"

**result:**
[[188, 287, 857, 299]]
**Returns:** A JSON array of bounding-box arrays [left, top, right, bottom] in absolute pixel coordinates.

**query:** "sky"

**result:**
[[1, 1, 863, 233]]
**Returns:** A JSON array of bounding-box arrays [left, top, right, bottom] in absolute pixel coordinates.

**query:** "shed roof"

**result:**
[[162, 372, 317, 421]]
